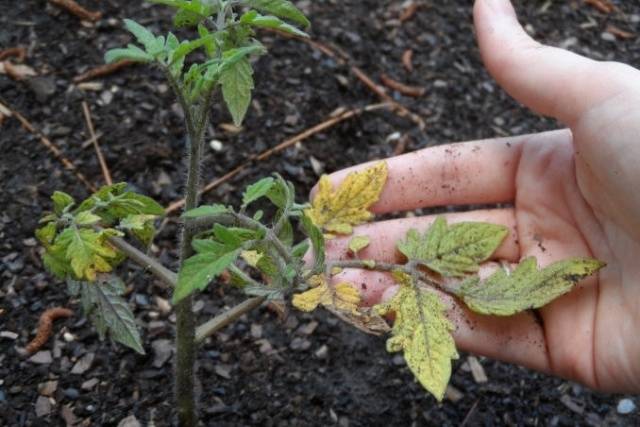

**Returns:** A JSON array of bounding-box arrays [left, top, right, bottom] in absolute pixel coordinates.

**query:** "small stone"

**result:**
[[38, 380, 58, 397], [29, 351, 53, 365], [154, 296, 171, 315], [297, 321, 318, 336], [214, 364, 232, 379], [60, 405, 79, 426], [35, 396, 52, 417], [601, 32, 616, 42], [27, 76, 57, 102], [81, 378, 99, 391], [70, 352, 95, 374], [118, 415, 141, 427], [250, 324, 262, 339], [209, 139, 224, 151], [0, 331, 18, 340], [63, 388, 79, 400], [134, 294, 149, 307], [445, 384, 464, 403], [617, 398, 636, 415], [100, 90, 114, 105], [63, 332, 75, 342], [193, 300, 204, 313], [314, 344, 328, 359], [392, 354, 405, 366], [255, 339, 274, 355], [289, 337, 311, 351], [309, 156, 324, 176], [151, 339, 173, 368]]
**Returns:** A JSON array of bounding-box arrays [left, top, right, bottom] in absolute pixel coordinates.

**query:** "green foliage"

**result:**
[[68, 275, 145, 354], [457, 257, 605, 316], [106, 0, 308, 126], [242, 177, 274, 207], [398, 217, 509, 277]]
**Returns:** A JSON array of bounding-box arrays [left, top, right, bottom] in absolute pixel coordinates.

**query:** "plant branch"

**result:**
[[327, 259, 440, 288], [107, 235, 177, 287], [195, 296, 265, 343]]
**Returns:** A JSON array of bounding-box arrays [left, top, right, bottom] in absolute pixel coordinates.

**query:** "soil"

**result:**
[[1, 0, 639, 426]]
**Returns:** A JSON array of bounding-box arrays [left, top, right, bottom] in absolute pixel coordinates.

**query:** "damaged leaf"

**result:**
[[292, 275, 360, 314], [457, 257, 605, 316], [398, 216, 508, 277], [348, 235, 370, 254], [374, 271, 458, 401], [305, 162, 387, 235]]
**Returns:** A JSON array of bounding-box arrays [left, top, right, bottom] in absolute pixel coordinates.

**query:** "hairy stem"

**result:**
[[108, 235, 177, 287], [175, 125, 207, 425]]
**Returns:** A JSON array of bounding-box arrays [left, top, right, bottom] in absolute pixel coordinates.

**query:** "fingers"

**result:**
[[332, 268, 551, 373], [474, 0, 640, 125], [325, 208, 520, 264], [313, 132, 544, 214]]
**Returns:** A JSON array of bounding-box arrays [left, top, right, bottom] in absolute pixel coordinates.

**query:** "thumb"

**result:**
[[474, 0, 637, 126]]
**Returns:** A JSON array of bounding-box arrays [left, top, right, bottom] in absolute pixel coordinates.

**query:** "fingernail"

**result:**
[[484, 0, 515, 16]]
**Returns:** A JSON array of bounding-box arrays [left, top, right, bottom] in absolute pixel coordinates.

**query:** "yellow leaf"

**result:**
[[348, 235, 371, 254], [305, 162, 388, 235], [291, 276, 361, 314], [374, 271, 458, 401], [241, 250, 263, 267]]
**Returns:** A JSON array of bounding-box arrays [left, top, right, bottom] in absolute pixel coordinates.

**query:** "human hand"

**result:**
[[316, 0, 640, 393]]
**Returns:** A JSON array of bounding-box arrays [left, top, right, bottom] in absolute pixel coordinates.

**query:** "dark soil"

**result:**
[[1, 0, 639, 426]]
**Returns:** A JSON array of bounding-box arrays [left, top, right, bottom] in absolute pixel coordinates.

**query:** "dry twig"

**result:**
[[165, 103, 390, 214], [402, 49, 414, 73], [73, 60, 135, 83], [48, 0, 102, 22], [25, 307, 73, 354], [0, 47, 27, 62], [380, 73, 426, 97], [399, 1, 419, 22], [584, 0, 614, 13], [3, 101, 97, 191], [606, 25, 634, 39], [82, 101, 113, 185]]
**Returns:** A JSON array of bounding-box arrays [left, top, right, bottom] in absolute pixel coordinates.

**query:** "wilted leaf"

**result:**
[[457, 257, 605, 316], [348, 235, 370, 254], [305, 162, 388, 235], [292, 275, 360, 314], [325, 306, 391, 336], [79, 275, 145, 354], [398, 217, 508, 277], [374, 272, 458, 401]]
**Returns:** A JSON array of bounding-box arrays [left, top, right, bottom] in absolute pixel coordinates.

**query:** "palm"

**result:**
[[317, 0, 640, 393]]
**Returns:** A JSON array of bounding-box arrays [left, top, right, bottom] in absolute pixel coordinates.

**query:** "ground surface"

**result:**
[[1, 0, 639, 426]]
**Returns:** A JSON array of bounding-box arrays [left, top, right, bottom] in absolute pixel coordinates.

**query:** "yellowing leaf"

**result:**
[[292, 275, 360, 314], [62, 228, 121, 281], [305, 162, 388, 235], [241, 250, 263, 267], [374, 271, 458, 401], [348, 235, 370, 254], [457, 257, 605, 316], [398, 216, 508, 277]]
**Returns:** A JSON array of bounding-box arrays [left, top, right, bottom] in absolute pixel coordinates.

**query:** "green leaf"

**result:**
[[174, 250, 240, 303], [105, 46, 154, 63], [182, 204, 229, 218], [277, 218, 294, 247], [246, 0, 310, 27], [77, 183, 164, 224], [457, 257, 605, 316], [301, 213, 324, 271], [192, 239, 226, 254], [123, 19, 159, 52], [266, 174, 292, 209], [36, 222, 58, 247], [52, 191, 75, 215], [220, 57, 254, 126], [240, 11, 309, 37], [242, 177, 274, 207], [75, 211, 102, 226], [374, 272, 458, 401], [398, 217, 509, 277], [119, 214, 157, 246], [291, 240, 310, 258], [79, 275, 145, 354], [348, 235, 370, 254]]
